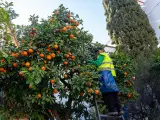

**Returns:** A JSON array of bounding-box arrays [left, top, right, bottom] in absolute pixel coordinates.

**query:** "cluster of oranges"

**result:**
[[0, 59, 6, 73], [0, 67, 6, 73], [51, 12, 79, 40], [61, 26, 76, 39], [79, 81, 100, 97], [36, 79, 58, 99], [11, 49, 34, 69], [119, 63, 136, 98], [65, 52, 75, 60], [11, 44, 59, 72]]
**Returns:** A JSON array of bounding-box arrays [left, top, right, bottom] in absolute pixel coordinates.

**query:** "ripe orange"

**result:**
[[11, 53, 18, 57], [0, 68, 5, 72], [46, 55, 52, 60], [80, 92, 84, 96], [64, 61, 68, 65], [50, 18, 53, 22], [69, 34, 74, 39], [55, 11, 59, 15], [50, 79, 55, 84], [124, 64, 127, 67], [88, 88, 93, 94], [71, 56, 75, 60], [67, 13, 71, 18], [127, 93, 132, 98], [53, 89, 58, 94], [75, 22, 79, 26], [28, 49, 34, 53], [40, 53, 45, 58], [62, 27, 67, 32], [65, 54, 70, 58], [68, 52, 72, 56], [68, 26, 72, 29], [3, 69, 6, 73], [95, 90, 100, 95], [25, 62, 30, 67], [47, 48, 51, 52], [64, 74, 68, 79], [66, 26, 69, 29], [29, 85, 32, 89], [124, 72, 128, 76], [47, 45, 51, 49], [37, 94, 41, 99], [51, 53, 56, 58], [13, 63, 18, 68], [70, 19, 75, 23], [15, 53, 18, 57], [41, 66, 46, 71], [29, 67, 32, 71], [23, 51, 28, 56], [54, 44, 58, 49]]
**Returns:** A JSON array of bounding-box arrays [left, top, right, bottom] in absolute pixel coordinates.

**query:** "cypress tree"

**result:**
[[103, 0, 158, 57]]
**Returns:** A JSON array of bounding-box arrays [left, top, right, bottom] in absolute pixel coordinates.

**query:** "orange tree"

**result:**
[[0, 4, 138, 120], [0, 5, 101, 120]]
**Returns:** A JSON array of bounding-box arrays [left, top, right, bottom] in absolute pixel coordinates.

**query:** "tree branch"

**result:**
[[65, 96, 73, 120], [60, 78, 71, 90], [52, 104, 61, 120]]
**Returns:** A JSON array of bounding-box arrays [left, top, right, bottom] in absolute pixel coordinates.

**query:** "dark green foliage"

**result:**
[[103, 0, 158, 57]]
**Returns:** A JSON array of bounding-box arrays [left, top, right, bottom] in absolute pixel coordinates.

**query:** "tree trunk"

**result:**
[[54, 113, 60, 120], [7, 21, 19, 47], [65, 111, 70, 120], [53, 106, 61, 120]]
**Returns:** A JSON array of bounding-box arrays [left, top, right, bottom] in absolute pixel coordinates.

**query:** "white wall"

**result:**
[[142, 0, 160, 41]]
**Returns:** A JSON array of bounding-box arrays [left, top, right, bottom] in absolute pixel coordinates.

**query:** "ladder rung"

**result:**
[[96, 100, 104, 103], [100, 114, 122, 118]]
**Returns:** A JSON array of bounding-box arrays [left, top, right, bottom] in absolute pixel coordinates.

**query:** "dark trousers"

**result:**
[[102, 92, 122, 113]]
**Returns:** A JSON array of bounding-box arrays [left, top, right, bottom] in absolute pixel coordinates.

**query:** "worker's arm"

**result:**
[[88, 55, 104, 67]]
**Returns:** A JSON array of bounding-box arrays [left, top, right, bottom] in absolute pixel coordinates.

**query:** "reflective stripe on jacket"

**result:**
[[97, 52, 116, 77]]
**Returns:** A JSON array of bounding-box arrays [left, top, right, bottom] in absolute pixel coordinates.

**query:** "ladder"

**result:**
[[95, 98, 125, 120]]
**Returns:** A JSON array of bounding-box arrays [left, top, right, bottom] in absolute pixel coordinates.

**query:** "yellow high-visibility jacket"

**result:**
[[97, 52, 116, 77]]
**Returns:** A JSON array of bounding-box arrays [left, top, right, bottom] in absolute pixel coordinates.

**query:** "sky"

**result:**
[[6, 0, 111, 44]]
